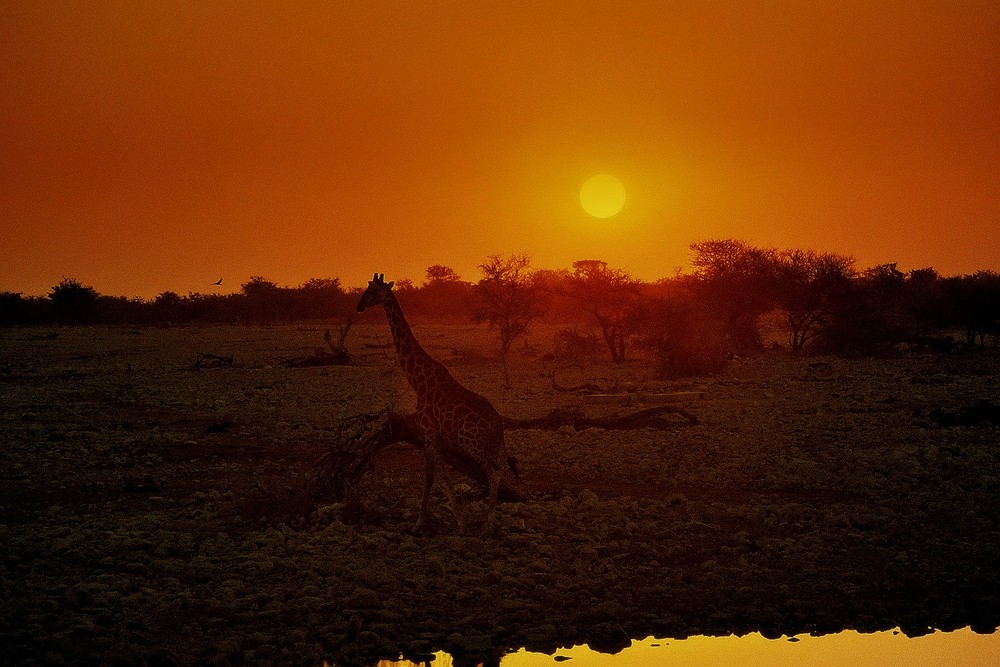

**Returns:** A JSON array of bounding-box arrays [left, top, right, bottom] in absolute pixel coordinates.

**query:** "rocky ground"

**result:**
[[1, 324, 998, 666]]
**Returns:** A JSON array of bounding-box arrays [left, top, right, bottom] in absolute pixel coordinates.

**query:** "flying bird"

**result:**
[[213, 278, 223, 285]]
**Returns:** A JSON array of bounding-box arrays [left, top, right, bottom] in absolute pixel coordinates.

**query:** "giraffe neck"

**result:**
[[381, 293, 447, 395]]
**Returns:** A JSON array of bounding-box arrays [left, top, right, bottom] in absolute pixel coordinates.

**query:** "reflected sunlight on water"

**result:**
[[377, 628, 999, 667]]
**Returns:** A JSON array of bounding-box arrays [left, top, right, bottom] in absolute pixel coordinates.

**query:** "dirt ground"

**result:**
[[1, 324, 998, 666]]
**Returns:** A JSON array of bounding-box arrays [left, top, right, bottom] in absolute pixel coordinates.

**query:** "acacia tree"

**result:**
[[689, 240, 781, 354], [942, 271, 1000, 346], [900, 268, 944, 339], [775, 249, 856, 354], [474, 253, 540, 384], [416, 265, 474, 321], [49, 278, 100, 324], [568, 259, 645, 363], [152, 291, 188, 324], [240, 276, 286, 322], [295, 278, 350, 320], [424, 265, 462, 283]]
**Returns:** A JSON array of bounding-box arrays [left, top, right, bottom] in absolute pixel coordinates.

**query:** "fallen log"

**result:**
[[308, 402, 698, 518], [637, 391, 704, 404], [581, 391, 704, 405], [550, 372, 703, 407], [550, 370, 604, 394], [285, 351, 351, 368], [504, 404, 699, 429], [193, 352, 234, 368]]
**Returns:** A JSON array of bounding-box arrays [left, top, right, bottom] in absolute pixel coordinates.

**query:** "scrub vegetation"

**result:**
[[4, 241, 999, 370]]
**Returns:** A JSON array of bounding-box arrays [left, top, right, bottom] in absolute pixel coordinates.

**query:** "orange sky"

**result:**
[[2, 1, 998, 298]]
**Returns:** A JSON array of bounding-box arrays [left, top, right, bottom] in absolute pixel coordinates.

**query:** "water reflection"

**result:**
[[377, 628, 999, 667]]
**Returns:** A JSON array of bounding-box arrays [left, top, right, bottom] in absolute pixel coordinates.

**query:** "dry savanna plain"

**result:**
[[1, 323, 999, 666]]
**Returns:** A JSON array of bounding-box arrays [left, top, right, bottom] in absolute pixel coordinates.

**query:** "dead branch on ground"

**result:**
[[307, 411, 526, 511], [286, 326, 353, 367], [324, 321, 354, 355], [309, 412, 396, 504], [505, 404, 699, 429], [550, 370, 604, 394], [305, 401, 697, 519], [193, 352, 234, 368]]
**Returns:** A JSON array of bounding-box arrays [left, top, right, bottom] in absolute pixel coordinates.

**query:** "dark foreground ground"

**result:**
[[1, 325, 998, 666]]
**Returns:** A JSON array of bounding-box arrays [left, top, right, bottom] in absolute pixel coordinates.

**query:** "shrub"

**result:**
[[553, 327, 602, 360], [645, 293, 730, 378]]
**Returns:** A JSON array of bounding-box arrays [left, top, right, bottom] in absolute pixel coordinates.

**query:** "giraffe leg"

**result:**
[[483, 469, 500, 536], [414, 443, 466, 534], [436, 461, 465, 535], [413, 449, 436, 534]]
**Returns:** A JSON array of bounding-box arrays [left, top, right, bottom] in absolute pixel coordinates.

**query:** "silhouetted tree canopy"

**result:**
[[408, 266, 475, 321], [1, 247, 998, 365], [689, 240, 781, 353], [0, 292, 50, 326], [424, 265, 462, 283], [49, 278, 100, 325], [774, 249, 856, 354], [567, 260, 646, 363], [942, 270, 1000, 346]]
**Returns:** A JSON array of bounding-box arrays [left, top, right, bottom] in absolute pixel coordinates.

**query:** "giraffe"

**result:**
[[357, 273, 524, 533]]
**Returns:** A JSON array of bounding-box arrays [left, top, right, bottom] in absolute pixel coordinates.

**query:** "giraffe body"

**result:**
[[357, 273, 523, 532]]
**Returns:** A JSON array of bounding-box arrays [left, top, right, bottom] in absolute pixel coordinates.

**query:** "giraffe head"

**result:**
[[356, 273, 396, 312]]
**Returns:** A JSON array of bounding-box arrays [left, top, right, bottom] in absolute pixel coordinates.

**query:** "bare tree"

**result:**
[[475, 253, 540, 384]]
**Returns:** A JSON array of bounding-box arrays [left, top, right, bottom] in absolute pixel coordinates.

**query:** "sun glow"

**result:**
[[580, 174, 626, 218]]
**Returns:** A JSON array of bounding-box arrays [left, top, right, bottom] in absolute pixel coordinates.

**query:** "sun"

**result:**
[[580, 174, 626, 218]]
